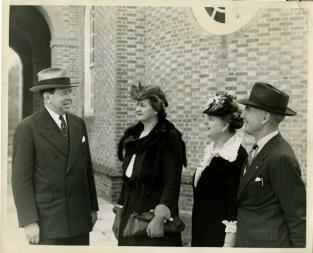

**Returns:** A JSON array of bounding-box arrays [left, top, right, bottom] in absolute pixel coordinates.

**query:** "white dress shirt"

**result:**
[[45, 105, 67, 129], [255, 130, 279, 156]]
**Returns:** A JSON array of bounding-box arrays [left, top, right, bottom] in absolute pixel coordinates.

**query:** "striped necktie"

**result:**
[[248, 143, 259, 166], [243, 144, 258, 175], [59, 115, 68, 139]]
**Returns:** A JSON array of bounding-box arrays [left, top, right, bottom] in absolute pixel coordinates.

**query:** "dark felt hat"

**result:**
[[237, 82, 296, 116], [29, 67, 78, 92]]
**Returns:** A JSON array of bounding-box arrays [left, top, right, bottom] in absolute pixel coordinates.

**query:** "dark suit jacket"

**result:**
[[236, 134, 306, 247], [12, 108, 99, 239]]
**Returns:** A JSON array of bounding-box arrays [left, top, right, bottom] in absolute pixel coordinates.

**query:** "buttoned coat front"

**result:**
[[236, 134, 306, 247], [12, 108, 99, 239]]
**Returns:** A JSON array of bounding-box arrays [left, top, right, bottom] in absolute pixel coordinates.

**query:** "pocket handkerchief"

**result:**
[[82, 136, 86, 143], [254, 177, 262, 182]]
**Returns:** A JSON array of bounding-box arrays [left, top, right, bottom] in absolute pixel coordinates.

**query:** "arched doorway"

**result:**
[[9, 6, 51, 118], [8, 48, 23, 132]]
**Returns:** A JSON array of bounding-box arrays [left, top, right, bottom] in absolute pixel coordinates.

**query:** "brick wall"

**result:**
[[85, 7, 120, 201], [89, 6, 308, 212], [144, 7, 307, 177], [50, 6, 84, 116], [86, 6, 147, 202]]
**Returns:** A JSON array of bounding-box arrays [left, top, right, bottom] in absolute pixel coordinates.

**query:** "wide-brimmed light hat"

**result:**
[[237, 82, 296, 116], [29, 67, 78, 92]]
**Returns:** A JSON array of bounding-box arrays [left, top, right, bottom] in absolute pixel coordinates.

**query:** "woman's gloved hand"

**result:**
[[112, 205, 123, 240], [146, 204, 170, 238], [146, 215, 165, 238]]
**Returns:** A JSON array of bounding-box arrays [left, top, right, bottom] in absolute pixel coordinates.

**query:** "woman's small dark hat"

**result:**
[[203, 92, 239, 116], [130, 82, 168, 108]]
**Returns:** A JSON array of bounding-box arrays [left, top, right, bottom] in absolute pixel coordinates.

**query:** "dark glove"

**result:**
[[112, 206, 123, 240]]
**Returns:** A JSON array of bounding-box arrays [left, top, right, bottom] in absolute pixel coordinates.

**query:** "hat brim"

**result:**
[[29, 83, 78, 92], [238, 98, 297, 116]]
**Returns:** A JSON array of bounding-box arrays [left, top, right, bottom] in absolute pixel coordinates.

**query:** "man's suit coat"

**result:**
[[236, 134, 306, 247], [12, 108, 99, 239]]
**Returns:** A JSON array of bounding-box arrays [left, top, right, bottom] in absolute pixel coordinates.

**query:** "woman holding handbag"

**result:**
[[191, 92, 247, 247], [112, 82, 187, 246]]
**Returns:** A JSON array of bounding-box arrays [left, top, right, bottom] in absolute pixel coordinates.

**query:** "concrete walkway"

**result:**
[[5, 186, 117, 250]]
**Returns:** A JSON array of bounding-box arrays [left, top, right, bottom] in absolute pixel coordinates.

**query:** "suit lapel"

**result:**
[[66, 113, 83, 173], [237, 134, 283, 200], [38, 108, 69, 157]]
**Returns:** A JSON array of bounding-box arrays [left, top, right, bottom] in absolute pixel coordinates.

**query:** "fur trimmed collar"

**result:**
[[118, 119, 186, 166]]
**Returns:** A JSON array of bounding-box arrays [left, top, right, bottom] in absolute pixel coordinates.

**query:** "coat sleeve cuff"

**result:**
[[222, 220, 237, 233]]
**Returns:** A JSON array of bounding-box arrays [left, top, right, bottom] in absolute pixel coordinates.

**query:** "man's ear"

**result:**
[[221, 122, 229, 132], [43, 92, 50, 103], [261, 112, 271, 125]]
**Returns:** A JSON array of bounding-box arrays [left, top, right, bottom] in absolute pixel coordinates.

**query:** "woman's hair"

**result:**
[[222, 102, 244, 133], [148, 94, 167, 121]]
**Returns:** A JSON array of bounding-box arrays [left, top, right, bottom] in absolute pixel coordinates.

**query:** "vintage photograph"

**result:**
[[1, 0, 312, 252]]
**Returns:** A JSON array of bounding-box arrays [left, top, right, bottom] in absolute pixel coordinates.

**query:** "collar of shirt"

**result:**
[[45, 105, 67, 129], [256, 130, 279, 154]]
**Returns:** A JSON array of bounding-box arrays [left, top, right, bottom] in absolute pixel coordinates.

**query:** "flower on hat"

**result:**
[[206, 92, 230, 112], [203, 92, 239, 116]]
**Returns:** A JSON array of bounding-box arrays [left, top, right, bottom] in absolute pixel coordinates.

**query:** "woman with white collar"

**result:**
[[191, 92, 247, 247]]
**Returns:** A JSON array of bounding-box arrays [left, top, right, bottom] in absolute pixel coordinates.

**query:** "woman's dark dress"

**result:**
[[116, 119, 187, 246], [191, 145, 247, 247]]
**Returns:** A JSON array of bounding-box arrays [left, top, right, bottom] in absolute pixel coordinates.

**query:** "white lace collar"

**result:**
[[204, 132, 243, 163], [216, 132, 243, 162], [194, 132, 243, 187]]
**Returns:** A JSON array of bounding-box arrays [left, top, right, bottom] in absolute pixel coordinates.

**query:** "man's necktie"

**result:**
[[248, 143, 259, 166], [59, 115, 68, 139], [243, 143, 258, 175]]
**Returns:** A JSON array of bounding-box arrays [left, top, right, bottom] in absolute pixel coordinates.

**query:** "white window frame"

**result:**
[[84, 6, 95, 116]]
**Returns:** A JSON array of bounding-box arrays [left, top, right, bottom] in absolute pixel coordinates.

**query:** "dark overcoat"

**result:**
[[116, 119, 187, 246], [12, 108, 99, 239], [191, 145, 247, 246], [236, 134, 306, 247]]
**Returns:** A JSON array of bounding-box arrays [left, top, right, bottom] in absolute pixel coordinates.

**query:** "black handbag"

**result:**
[[122, 210, 185, 238]]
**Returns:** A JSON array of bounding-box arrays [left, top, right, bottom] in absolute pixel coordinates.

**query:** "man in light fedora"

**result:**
[[12, 67, 99, 245], [233, 82, 306, 247]]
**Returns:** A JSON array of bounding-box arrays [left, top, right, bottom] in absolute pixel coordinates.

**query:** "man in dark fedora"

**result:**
[[12, 67, 99, 245], [233, 82, 306, 247]]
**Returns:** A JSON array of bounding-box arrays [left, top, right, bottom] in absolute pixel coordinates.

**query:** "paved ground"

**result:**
[[4, 159, 191, 250], [5, 184, 117, 251]]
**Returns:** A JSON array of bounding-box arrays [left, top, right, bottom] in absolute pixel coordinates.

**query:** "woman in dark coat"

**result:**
[[112, 82, 187, 246], [191, 92, 247, 247]]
